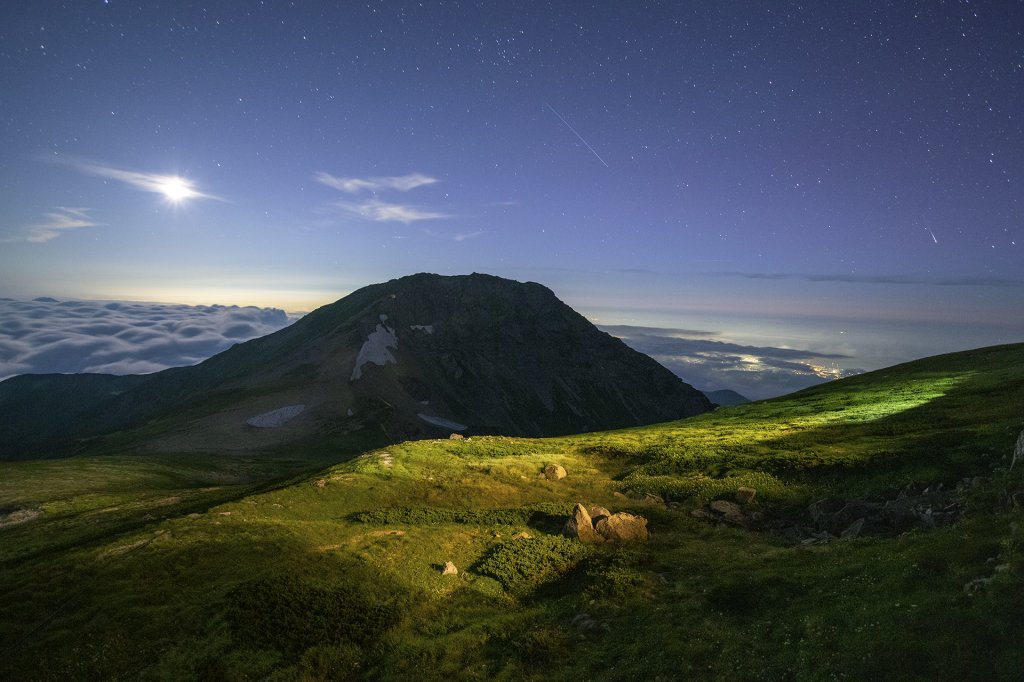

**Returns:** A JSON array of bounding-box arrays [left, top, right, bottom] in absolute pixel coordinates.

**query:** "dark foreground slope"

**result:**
[[0, 273, 711, 459], [1, 343, 1022, 680]]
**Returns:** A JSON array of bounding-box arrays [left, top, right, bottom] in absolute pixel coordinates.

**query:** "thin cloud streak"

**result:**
[[5, 207, 98, 243], [336, 199, 450, 223], [314, 172, 438, 193], [714, 272, 1024, 287]]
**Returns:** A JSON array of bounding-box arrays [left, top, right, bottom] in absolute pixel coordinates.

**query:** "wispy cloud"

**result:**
[[314, 172, 438, 193], [4, 207, 98, 243], [336, 199, 450, 223], [49, 156, 220, 201], [453, 230, 486, 242], [714, 272, 1024, 287]]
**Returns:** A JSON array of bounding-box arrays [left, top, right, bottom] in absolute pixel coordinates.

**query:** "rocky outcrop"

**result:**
[[692, 481, 974, 544], [563, 504, 601, 543], [563, 503, 648, 543]]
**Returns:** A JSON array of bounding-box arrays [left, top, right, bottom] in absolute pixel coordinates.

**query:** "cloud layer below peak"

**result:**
[[0, 298, 296, 381]]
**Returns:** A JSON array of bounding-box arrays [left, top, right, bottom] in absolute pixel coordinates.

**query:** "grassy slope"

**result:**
[[1, 344, 1023, 680]]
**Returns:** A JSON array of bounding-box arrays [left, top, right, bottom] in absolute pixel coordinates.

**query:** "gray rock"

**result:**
[[840, 518, 865, 540], [808, 498, 845, 528], [709, 499, 745, 525], [441, 561, 458, 576]]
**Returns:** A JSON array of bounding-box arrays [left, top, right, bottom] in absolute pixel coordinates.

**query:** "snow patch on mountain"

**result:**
[[246, 404, 305, 428], [417, 414, 467, 431], [351, 324, 398, 380]]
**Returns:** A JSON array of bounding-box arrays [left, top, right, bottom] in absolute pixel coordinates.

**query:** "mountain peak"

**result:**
[[1, 273, 713, 458]]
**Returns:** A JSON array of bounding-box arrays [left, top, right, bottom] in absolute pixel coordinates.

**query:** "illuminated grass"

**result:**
[[1, 344, 1023, 679]]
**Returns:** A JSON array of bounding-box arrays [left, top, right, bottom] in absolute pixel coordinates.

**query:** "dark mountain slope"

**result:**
[[0, 273, 712, 459]]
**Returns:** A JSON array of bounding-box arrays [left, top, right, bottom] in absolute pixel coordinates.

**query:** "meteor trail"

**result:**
[[927, 227, 938, 244], [545, 103, 609, 168]]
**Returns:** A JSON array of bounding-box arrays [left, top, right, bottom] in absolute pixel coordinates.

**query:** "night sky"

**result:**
[[1, 1, 1022, 398]]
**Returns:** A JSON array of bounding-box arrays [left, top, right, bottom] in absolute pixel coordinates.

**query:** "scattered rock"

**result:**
[[512, 531, 533, 540], [441, 561, 458, 576], [544, 464, 567, 481], [449, 433, 465, 440], [313, 478, 327, 488], [735, 487, 757, 504], [571, 613, 606, 633], [594, 513, 649, 542], [612, 491, 628, 500], [840, 517, 865, 540], [808, 498, 845, 528], [708, 500, 745, 526], [964, 576, 993, 596], [690, 509, 718, 521]]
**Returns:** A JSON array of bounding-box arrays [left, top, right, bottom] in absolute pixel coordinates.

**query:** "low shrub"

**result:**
[[475, 536, 590, 594]]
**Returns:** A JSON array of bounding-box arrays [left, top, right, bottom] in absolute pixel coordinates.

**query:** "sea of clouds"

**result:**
[[0, 297, 297, 382], [602, 325, 863, 400]]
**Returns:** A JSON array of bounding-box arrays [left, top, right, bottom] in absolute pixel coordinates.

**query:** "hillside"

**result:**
[[1, 343, 1023, 680], [0, 273, 711, 459]]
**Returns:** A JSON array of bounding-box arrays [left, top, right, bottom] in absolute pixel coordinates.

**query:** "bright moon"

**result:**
[[157, 176, 197, 203]]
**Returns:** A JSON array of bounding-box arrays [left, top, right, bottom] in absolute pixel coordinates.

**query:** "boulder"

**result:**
[[594, 512, 649, 542], [449, 433, 465, 440], [563, 503, 602, 543], [588, 505, 612, 525], [735, 487, 757, 505], [441, 561, 458, 576], [840, 518, 865, 540], [709, 499, 745, 525], [808, 498, 845, 529], [544, 464, 567, 481]]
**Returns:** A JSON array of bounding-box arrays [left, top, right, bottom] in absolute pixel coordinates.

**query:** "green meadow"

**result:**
[[2, 343, 1024, 680]]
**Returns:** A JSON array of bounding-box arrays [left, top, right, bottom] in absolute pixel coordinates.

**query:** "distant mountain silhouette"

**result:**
[[704, 389, 750, 406], [0, 273, 712, 459]]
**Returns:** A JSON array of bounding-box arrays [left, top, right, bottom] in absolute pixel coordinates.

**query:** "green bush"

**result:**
[[475, 536, 590, 594]]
